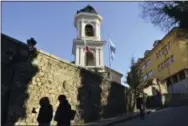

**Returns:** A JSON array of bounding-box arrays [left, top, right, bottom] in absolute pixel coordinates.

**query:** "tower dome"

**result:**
[[77, 4, 98, 14]]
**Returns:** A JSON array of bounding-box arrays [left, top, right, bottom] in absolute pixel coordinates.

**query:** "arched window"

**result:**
[[85, 24, 94, 37], [85, 51, 95, 66]]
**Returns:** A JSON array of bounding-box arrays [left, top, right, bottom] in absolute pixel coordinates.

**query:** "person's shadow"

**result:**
[[37, 97, 53, 126], [54, 95, 76, 126]]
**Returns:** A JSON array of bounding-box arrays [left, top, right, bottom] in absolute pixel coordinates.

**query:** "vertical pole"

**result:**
[[161, 41, 173, 94], [165, 51, 173, 93], [108, 34, 112, 81]]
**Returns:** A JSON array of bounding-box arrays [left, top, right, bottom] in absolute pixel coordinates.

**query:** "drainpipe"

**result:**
[[159, 40, 173, 93], [165, 53, 174, 93]]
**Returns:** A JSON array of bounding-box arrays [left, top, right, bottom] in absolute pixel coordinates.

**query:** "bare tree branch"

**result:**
[[139, 2, 188, 31]]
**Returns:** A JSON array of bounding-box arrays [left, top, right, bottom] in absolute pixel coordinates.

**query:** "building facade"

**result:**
[[136, 28, 188, 94]]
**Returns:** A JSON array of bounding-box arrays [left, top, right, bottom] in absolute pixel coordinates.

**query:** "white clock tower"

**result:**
[[72, 5, 105, 72]]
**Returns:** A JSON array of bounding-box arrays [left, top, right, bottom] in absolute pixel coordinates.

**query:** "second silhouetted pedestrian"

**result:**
[[37, 97, 53, 126], [54, 95, 72, 126]]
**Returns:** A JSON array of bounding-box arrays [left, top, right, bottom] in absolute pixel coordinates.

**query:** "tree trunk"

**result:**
[[130, 90, 137, 112]]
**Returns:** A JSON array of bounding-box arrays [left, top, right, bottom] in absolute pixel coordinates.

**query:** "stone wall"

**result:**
[[2, 34, 128, 126]]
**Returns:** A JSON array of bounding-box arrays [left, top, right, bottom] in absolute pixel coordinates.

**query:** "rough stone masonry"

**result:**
[[1, 34, 128, 126]]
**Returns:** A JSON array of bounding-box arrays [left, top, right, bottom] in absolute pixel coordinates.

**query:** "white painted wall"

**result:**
[[75, 47, 79, 65], [105, 67, 122, 84], [143, 84, 168, 96], [143, 78, 168, 96], [80, 48, 85, 66]]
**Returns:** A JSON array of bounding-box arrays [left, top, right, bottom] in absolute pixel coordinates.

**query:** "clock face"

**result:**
[[85, 24, 94, 37]]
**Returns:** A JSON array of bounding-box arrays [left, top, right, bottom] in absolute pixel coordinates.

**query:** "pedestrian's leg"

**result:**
[[140, 112, 143, 120], [141, 110, 144, 120]]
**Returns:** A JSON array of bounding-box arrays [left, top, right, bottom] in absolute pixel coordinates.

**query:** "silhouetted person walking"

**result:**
[[54, 95, 72, 126], [37, 97, 53, 126], [140, 102, 145, 120]]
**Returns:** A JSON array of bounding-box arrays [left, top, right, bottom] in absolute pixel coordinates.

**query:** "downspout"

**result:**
[[159, 40, 173, 93]]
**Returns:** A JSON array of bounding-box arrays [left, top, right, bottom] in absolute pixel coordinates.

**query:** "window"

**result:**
[[143, 75, 148, 80], [85, 24, 94, 37], [166, 78, 172, 87], [156, 52, 159, 58], [158, 55, 174, 71], [157, 44, 170, 58], [179, 70, 186, 81], [166, 58, 170, 67], [163, 47, 168, 55], [145, 59, 151, 67], [139, 69, 142, 74], [166, 42, 171, 50], [170, 55, 174, 63], [147, 59, 151, 65], [158, 51, 161, 57], [159, 50, 163, 56], [177, 32, 181, 38], [148, 70, 153, 77], [160, 62, 163, 70], [142, 59, 151, 69], [142, 65, 145, 69], [158, 64, 161, 71], [164, 60, 168, 67], [172, 75, 178, 84], [161, 47, 164, 54]]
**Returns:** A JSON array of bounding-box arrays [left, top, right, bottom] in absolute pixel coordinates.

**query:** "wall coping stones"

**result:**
[[36, 48, 78, 68], [36, 48, 106, 79], [2, 33, 120, 85]]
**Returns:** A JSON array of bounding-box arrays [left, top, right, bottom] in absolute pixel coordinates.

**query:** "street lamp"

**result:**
[[27, 37, 37, 53]]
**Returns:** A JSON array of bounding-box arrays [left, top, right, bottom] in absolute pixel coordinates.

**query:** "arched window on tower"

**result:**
[[85, 51, 95, 66], [85, 24, 94, 37]]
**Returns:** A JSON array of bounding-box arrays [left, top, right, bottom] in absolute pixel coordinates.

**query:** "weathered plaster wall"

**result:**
[[104, 66, 122, 84], [2, 34, 128, 126]]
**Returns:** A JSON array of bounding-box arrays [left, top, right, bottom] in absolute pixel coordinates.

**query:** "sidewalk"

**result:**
[[85, 109, 156, 126]]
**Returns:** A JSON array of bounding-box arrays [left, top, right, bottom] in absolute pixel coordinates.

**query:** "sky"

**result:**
[[2, 2, 166, 85]]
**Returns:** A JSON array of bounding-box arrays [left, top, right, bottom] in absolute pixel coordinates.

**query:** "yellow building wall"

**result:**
[[179, 39, 188, 69], [138, 28, 188, 81]]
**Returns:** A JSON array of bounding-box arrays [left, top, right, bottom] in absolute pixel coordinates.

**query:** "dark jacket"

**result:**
[[54, 101, 71, 125], [37, 105, 53, 123]]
